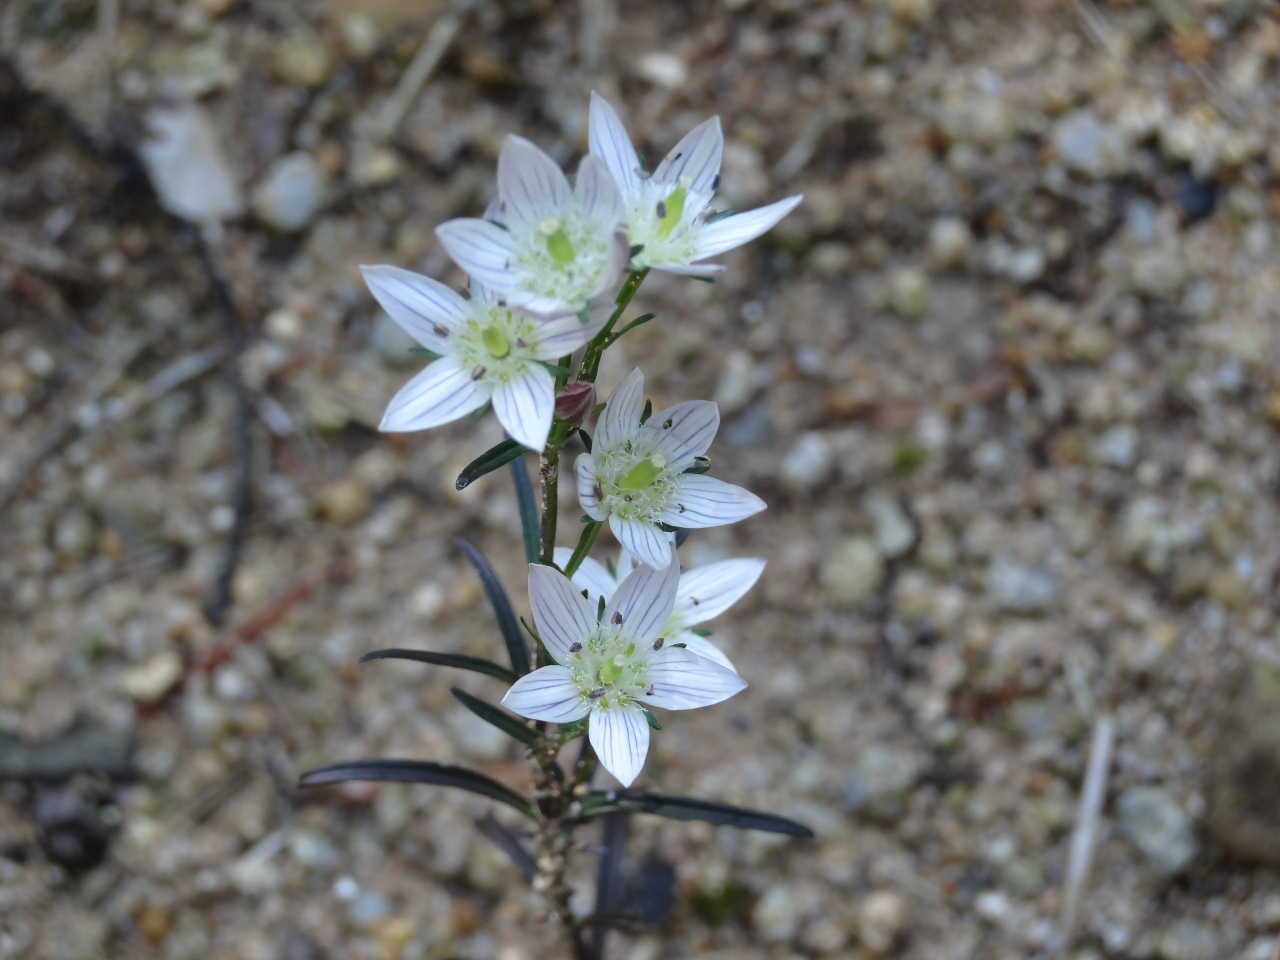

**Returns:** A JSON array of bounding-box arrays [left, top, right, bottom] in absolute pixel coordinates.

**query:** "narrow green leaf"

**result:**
[[639, 398, 653, 425], [641, 707, 662, 731], [408, 347, 442, 359], [299, 759, 534, 817], [456, 439, 527, 491], [451, 687, 537, 746], [457, 539, 531, 676], [510, 457, 540, 564], [575, 791, 814, 837], [360, 648, 515, 683], [563, 520, 603, 578]]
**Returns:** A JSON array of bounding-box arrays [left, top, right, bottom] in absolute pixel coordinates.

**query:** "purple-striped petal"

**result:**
[[553, 549, 619, 606], [596, 368, 645, 452], [656, 474, 765, 529], [575, 153, 623, 226], [530, 314, 602, 360], [588, 91, 643, 198], [360, 264, 469, 352], [674, 558, 765, 625], [493, 366, 554, 452], [502, 666, 590, 723], [436, 218, 519, 291], [529, 563, 597, 664], [637, 647, 746, 711], [653, 116, 723, 196], [609, 516, 673, 570], [692, 195, 803, 261], [577, 454, 606, 521], [497, 135, 572, 230], [673, 630, 737, 673], [379, 356, 489, 433], [589, 704, 650, 787], [603, 555, 679, 645], [642, 400, 720, 470]]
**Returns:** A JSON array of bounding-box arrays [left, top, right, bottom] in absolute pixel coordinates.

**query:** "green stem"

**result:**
[[578, 268, 649, 384], [562, 520, 603, 578]]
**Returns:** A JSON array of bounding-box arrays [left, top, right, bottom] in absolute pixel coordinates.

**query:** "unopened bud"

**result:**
[[555, 381, 596, 427]]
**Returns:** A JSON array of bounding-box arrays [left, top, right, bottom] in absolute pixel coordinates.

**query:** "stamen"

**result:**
[[612, 611, 623, 625], [432, 323, 449, 337], [589, 687, 605, 699], [471, 365, 486, 380], [569, 642, 583, 653], [652, 637, 664, 650], [657, 184, 687, 238]]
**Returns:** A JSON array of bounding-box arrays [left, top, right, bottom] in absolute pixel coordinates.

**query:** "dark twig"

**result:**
[[591, 812, 629, 957]]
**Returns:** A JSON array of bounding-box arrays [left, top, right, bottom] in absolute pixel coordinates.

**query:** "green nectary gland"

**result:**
[[656, 184, 687, 238], [569, 631, 650, 709], [454, 308, 539, 383], [629, 179, 701, 268]]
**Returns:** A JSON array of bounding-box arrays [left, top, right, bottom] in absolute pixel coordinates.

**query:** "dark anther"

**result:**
[[672, 152, 682, 162], [711, 174, 720, 191], [662, 418, 673, 429], [656, 201, 667, 219], [623, 495, 633, 502], [471, 365, 486, 380], [677, 503, 685, 513], [516, 337, 528, 348], [589, 687, 605, 699], [646, 685, 655, 696], [593, 483, 603, 500], [690, 596, 700, 605], [612, 611, 623, 625], [652, 637, 664, 650], [433, 323, 449, 337], [569, 642, 583, 653]]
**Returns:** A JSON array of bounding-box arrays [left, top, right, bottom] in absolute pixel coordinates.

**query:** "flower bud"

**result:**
[[555, 381, 596, 426]]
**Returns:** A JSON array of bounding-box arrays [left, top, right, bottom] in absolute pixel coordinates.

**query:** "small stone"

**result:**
[[252, 153, 324, 232], [820, 538, 884, 605], [636, 52, 687, 88], [350, 889, 391, 927], [888, 0, 934, 25], [752, 885, 801, 942], [350, 143, 402, 186], [120, 652, 183, 704], [841, 744, 928, 822], [1095, 424, 1139, 468], [780, 432, 834, 491], [927, 216, 972, 268], [1157, 920, 1221, 960], [315, 478, 372, 526], [888, 266, 930, 319], [289, 831, 340, 871], [866, 494, 915, 559], [274, 33, 332, 88], [1117, 786, 1199, 876], [714, 350, 755, 414], [1053, 110, 1127, 178], [53, 508, 96, 559], [986, 556, 1059, 614], [859, 890, 907, 953], [137, 103, 243, 223]]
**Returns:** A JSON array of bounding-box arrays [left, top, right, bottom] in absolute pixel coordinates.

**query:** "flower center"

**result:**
[[541, 219, 576, 264], [618, 454, 666, 491], [570, 635, 649, 709], [481, 324, 510, 358]]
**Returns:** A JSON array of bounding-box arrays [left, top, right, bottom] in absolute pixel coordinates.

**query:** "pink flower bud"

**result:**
[[555, 382, 596, 426]]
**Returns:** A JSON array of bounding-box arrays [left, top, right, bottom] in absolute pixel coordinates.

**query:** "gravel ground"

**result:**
[[3, 1, 1280, 958]]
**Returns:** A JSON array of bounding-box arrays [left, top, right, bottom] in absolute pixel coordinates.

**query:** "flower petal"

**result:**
[[609, 516, 673, 571], [643, 400, 720, 470], [589, 704, 650, 787], [553, 550, 619, 606], [615, 551, 635, 581], [603, 554, 679, 645], [637, 647, 746, 710], [530, 314, 602, 360], [588, 91, 644, 198], [649, 261, 726, 278], [653, 116, 723, 197], [436, 218, 520, 291], [502, 666, 590, 723], [493, 366, 555, 451], [656, 474, 766, 529], [360, 264, 469, 353], [379, 356, 489, 432], [596, 367, 645, 452], [497, 135, 572, 231], [673, 630, 737, 673], [674, 558, 766, 625], [693, 195, 803, 261], [529, 563, 597, 664], [575, 153, 623, 226], [577, 454, 606, 521]]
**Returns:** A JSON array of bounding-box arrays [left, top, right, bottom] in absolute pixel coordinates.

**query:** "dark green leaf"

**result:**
[[456, 439, 528, 491], [684, 456, 711, 475], [476, 813, 536, 879], [451, 687, 537, 746], [360, 648, 515, 683], [578, 428, 592, 453], [457, 539, 531, 676], [563, 520, 602, 578], [510, 457, 539, 564], [641, 707, 662, 731], [408, 347, 442, 359], [299, 759, 534, 817], [689, 628, 713, 638], [576, 791, 814, 837]]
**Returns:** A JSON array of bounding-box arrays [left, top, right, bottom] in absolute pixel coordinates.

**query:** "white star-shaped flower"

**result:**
[[436, 135, 629, 318], [553, 548, 764, 673], [576, 368, 766, 570], [588, 92, 803, 278], [361, 264, 601, 451], [502, 559, 746, 786]]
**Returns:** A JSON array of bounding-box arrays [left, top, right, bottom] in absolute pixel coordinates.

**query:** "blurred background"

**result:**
[[3, 0, 1280, 957]]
